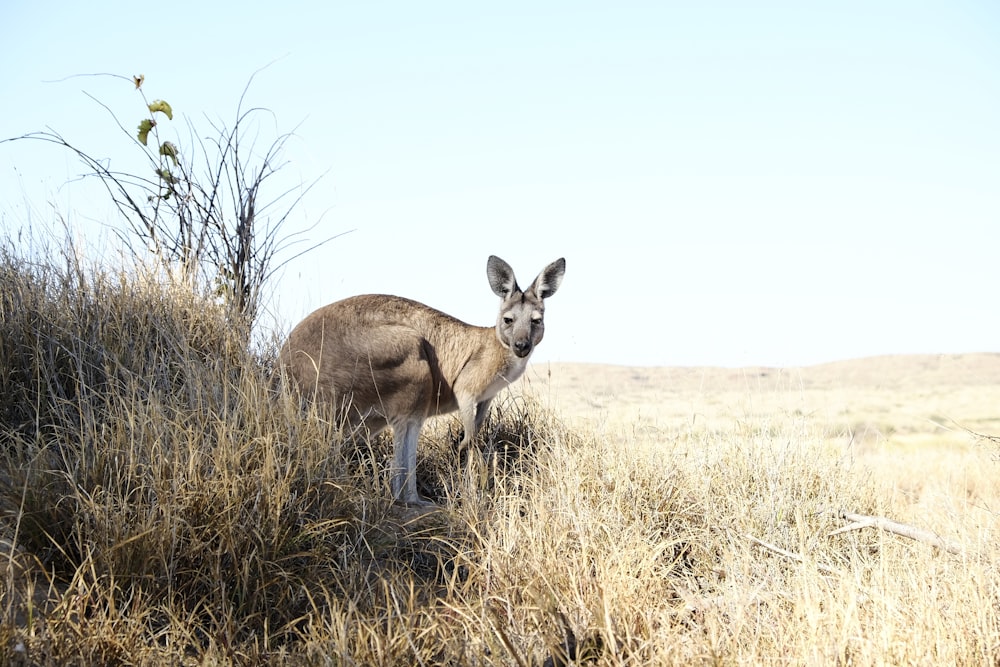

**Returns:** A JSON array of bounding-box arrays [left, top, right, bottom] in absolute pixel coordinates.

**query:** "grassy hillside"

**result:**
[[1, 244, 998, 665]]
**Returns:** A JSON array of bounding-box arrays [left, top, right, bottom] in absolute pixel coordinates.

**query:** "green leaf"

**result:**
[[148, 99, 173, 120], [155, 168, 178, 185], [159, 141, 180, 166], [137, 119, 155, 146]]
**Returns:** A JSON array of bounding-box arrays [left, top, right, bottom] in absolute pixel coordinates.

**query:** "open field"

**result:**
[[525, 354, 1000, 444], [507, 354, 1000, 664], [523, 355, 1000, 535], [1, 239, 998, 665]]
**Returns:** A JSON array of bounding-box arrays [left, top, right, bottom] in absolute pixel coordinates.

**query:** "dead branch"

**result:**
[[746, 506, 968, 576], [744, 533, 840, 575], [827, 510, 965, 556]]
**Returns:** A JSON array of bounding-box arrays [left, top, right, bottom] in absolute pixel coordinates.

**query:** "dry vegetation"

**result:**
[[1, 241, 998, 666]]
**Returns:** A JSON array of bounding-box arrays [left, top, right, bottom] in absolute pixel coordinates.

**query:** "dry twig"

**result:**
[[745, 507, 967, 578], [744, 533, 840, 575], [827, 510, 965, 556]]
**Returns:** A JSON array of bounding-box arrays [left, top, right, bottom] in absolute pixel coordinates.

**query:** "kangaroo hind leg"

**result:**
[[391, 418, 432, 506]]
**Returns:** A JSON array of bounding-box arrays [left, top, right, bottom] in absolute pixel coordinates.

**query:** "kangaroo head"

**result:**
[[487, 255, 566, 359]]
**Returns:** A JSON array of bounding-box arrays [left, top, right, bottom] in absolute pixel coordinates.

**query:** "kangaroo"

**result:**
[[279, 255, 566, 506]]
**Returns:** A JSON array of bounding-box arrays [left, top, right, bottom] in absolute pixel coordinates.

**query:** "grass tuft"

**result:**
[[1, 240, 998, 664]]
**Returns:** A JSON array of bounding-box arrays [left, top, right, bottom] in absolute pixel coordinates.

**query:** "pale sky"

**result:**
[[2, 2, 998, 367]]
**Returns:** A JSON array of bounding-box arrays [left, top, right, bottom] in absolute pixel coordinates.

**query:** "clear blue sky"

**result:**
[[2, 2, 998, 367]]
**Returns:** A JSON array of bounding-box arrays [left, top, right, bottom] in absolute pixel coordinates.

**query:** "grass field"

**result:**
[[1, 243, 998, 665], [524, 356, 1000, 540]]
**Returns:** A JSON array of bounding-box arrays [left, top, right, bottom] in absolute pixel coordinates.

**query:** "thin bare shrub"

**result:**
[[1, 71, 336, 334]]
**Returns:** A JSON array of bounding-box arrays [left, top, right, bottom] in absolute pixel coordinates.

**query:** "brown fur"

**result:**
[[279, 256, 566, 505]]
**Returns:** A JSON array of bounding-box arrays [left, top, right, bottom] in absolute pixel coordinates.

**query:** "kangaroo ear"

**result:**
[[530, 258, 566, 300], [487, 255, 519, 298]]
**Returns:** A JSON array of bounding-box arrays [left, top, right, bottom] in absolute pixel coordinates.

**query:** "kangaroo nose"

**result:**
[[513, 340, 532, 357]]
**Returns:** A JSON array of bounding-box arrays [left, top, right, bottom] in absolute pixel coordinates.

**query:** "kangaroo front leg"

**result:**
[[474, 397, 494, 437], [457, 400, 476, 452], [457, 397, 494, 452]]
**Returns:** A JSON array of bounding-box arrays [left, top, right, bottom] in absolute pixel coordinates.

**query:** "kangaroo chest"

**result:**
[[479, 354, 530, 402]]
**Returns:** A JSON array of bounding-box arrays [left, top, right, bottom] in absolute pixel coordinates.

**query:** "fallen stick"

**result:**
[[744, 533, 840, 575], [828, 510, 965, 556], [746, 508, 967, 576]]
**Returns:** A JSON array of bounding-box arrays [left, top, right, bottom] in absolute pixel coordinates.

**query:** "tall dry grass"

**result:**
[[1, 240, 998, 665]]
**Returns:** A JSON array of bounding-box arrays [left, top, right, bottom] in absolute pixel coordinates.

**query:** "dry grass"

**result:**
[[519, 359, 1000, 664], [1, 241, 998, 665]]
